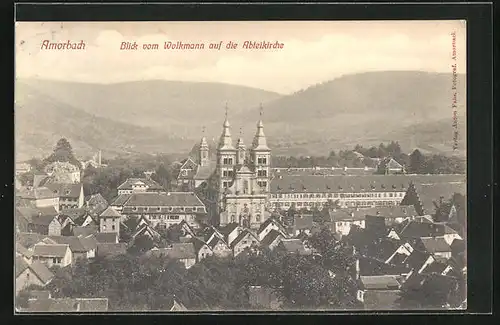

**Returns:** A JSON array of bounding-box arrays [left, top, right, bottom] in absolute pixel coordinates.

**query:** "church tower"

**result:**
[[251, 104, 271, 194], [216, 104, 237, 205], [236, 128, 246, 166], [199, 126, 209, 167]]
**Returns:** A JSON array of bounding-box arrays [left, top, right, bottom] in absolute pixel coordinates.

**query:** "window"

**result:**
[[26, 272, 30, 280], [182, 170, 187, 176], [157, 207, 161, 212], [258, 170, 267, 177], [112, 225, 116, 231], [103, 225, 106, 231], [256, 214, 261, 222], [133, 207, 138, 212], [257, 157, 267, 165]]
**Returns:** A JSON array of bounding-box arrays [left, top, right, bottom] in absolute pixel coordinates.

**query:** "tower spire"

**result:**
[[218, 102, 234, 150], [252, 103, 269, 150]]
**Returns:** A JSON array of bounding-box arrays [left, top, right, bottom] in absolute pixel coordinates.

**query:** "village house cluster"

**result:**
[[15, 110, 466, 311]]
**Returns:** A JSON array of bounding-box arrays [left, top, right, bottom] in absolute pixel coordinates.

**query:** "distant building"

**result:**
[[269, 174, 465, 211], [32, 243, 72, 268], [117, 178, 164, 195], [120, 192, 207, 230], [44, 161, 81, 184], [357, 275, 401, 310], [16, 187, 60, 213], [15, 256, 54, 295], [85, 193, 109, 216], [99, 207, 122, 235], [145, 243, 197, 269], [377, 157, 406, 175], [44, 183, 85, 211]]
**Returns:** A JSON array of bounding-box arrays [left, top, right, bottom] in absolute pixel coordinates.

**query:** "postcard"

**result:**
[[14, 20, 467, 312]]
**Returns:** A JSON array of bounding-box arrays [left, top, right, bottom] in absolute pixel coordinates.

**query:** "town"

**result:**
[[14, 111, 467, 312]]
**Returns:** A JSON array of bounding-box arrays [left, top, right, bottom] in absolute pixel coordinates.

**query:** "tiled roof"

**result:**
[[419, 237, 451, 254], [147, 243, 196, 260], [78, 236, 98, 251], [16, 243, 34, 259], [358, 256, 409, 277], [16, 206, 59, 221], [117, 178, 163, 191], [60, 208, 87, 220], [110, 194, 131, 206], [17, 233, 46, 249], [219, 222, 239, 236], [72, 214, 97, 227], [47, 236, 87, 252], [328, 209, 365, 222], [194, 163, 215, 180], [260, 229, 282, 247], [95, 232, 118, 243], [123, 192, 205, 207], [399, 220, 449, 239], [191, 237, 210, 253], [273, 167, 377, 177], [360, 275, 400, 290], [28, 261, 55, 284], [231, 230, 259, 249], [364, 238, 402, 261], [271, 174, 465, 194], [96, 243, 127, 257], [17, 187, 58, 200], [30, 214, 59, 226], [363, 205, 417, 218], [99, 207, 122, 218], [86, 193, 108, 205], [26, 298, 109, 312], [73, 226, 99, 237], [33, 244, 69, 257], [412, 181, 466, 215], [45, 183, 82, 199], [16, 256, 29, 277]]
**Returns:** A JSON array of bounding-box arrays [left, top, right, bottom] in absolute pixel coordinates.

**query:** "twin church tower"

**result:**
[[200, 104, 272, 229]]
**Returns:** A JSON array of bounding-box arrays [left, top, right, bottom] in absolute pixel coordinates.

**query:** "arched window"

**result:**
[[256, 214, 261, 222]]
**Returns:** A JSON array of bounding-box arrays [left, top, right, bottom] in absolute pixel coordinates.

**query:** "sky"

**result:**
[[15, 21, 466, 94]]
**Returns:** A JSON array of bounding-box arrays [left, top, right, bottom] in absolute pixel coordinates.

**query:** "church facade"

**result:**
[[194, 108, 272, 230]]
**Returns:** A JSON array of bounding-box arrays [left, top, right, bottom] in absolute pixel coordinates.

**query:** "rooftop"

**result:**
[[147, 243, 196, 260], [360, 275, 400, 290], [117, 178, 163, 191], [33, 244, 69, 257], [123, 192, 205, 207], [45, 183, 82, 199], [271, 174, 466, 194]]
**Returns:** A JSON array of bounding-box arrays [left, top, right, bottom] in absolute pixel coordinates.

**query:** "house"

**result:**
[[146, 243, 197, 269], [219, 222, 243, 246], [206, 235, 232, 258], [131, 224, 161, 242], [418, 237, 452, 259], [61, 208, 88, 224], [16, 206, 59, 234], [99, 207, 122, 235], [177, 158, 199, 191], [32, 243, 72, 267], [95, 242, 128, 258], [85, 193, 109, 216], [57, 214, 76, 236], [45, 235, 97, 260], [259, 229, 284, 251], [377, 157, 405, 175], [364, 205, 417, 235], [248, 285, 283, 310], [276, 239, 311, 256], [72, 212, 98, 228], [328, 209, 366, 236], [45, 183, 85, 211], [357, 275, 401, 310], [257, 217, 288, 241], [43, 161, 81, 184], [192, 237, 213, 262], [117, 177, 164, 195], [15, 256, 54, 295], [398, 219, 462, 245], [27, 212, 62, 236], [120, 192, 208, 230], [16, 233, 47, 251], [231, 229, 260, 257], [16, 187, 60, 212], [23, 297, 109, 312]]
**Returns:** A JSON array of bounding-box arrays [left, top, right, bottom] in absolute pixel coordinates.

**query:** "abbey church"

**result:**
[[177, 106, 272, 229]]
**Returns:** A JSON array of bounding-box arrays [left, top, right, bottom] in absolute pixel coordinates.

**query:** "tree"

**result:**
[[151, 163, 171, 190], [409, 149, 425, 174], [44, 138, 80, 167]]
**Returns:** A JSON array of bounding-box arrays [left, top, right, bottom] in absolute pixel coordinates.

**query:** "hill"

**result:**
[[15, 71, 466, 161], [237, 71, 466, 156]]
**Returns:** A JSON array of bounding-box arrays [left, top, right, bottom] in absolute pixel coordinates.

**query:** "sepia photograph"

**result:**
[[14, 20, 467, 312]]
